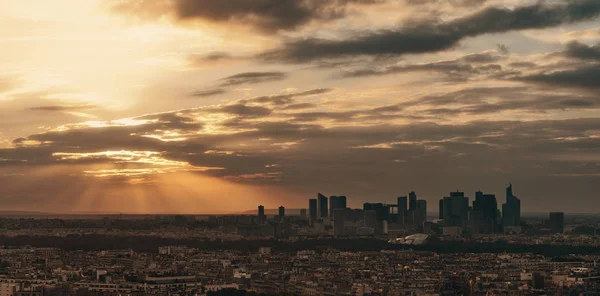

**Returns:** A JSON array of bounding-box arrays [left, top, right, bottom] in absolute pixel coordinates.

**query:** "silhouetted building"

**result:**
[[502, 183, 521, 228], [409, 191, 417, 211], [363, 203, 390, 222], [467, 210, 484, 234], [364, 210, 377, 230], [398, 196, 408, 224], [258, 205, 266, 224], [278, 206, 285, 219], [473, 191, 498, 233], [333, 208, 346, 236], [414, 199, 427, 227], [329, 196, 347, 217], [317, 193, 328, 218], [439, 199, 444, 220], [308, 199, 318, 226], [549, 212, 564, 233], [440, 191, 469, 227]]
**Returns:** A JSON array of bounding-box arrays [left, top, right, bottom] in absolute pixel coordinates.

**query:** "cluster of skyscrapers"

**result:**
[[438, 183, 523, 234], [257, 183, 564, 237]]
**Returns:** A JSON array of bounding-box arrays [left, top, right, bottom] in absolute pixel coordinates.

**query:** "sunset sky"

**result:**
[[1, 0, 600, 214]]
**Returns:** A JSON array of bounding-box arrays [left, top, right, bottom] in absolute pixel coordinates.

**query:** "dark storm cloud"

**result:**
[[26, 105, 97, 112], [190, 89, 227, 97], [520, 64, 600, 90], [219, 71, 287, 86], [112, 0, 383, 33], [564, 41, 600, 61], [262, 0, 600, 62]]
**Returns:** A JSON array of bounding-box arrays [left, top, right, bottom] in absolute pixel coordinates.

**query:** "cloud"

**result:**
[[219, 71, 287, 86], [27, 104, 97, 112], [520, 64, 600, 90], [564, 41, 600, 61], [111, 0, 383, 33], [191, 89, 227, 97], [261, 0, 600, 62]]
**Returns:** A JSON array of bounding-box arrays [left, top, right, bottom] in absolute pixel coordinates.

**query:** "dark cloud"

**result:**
[[191, 89, 227, 97], [564, 41, 600, 61], [262, 0, 600, 62], [219, 71, 287, 86], [282, 103, 318, 110], [520, 64, 600, 90], [26, 104, 97, 112], [217, 104, 273, 118], [239, 88, 332, 106], [112, 0, 382, 33]]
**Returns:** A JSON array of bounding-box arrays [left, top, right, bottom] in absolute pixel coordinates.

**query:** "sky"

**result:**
[[0, 0, 599, 214]]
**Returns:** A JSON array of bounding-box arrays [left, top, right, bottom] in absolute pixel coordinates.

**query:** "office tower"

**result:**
[[258, 205, 265, 223], [439, 199, 444, 220], [300, 208, 307, 219], [549, 212, 565, 233], [414, 199, 427, 227], [317, 193, 328, 218], [333, 209, 346, 236], [309, 199, 318, 226], [278, 206, 285, 219], [440, 191, 469, 227], [363, 203, 390, 222], [502, 183, 521, 227], [364, 210, 377, 229], [467, 211, 484, 234], [398, 196, 408, 224], [330, 196, 347, 217], [409, 191, 417, 211], [473, 191, 498, 233]]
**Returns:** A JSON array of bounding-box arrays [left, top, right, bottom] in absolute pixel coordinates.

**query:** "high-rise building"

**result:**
[[440, 191, 469, 227], [364, 210, 377, 229], [278, 206, 285, 219], [439, 199, 444, 220], [258, 205, 266, 223], [330, 196, 347, 217], [502, 183, 521, 228], [409, 191, 417, 211], [317, 193, 328, 218], [333, 208, 346, 236], [467, 210, 484, 234], [549, 212, 564, 233], [414, 199, 427, 227], [363, 203, 390, 222], [473, 191, 498, 233], [308, 199, 318, 226], [397, 196, 408, 224]]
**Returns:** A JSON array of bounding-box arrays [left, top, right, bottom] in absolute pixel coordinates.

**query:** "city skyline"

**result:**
[[1, 0, 600, 214]]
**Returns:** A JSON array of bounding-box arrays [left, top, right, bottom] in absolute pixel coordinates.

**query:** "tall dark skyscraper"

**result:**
[[397, 196, 408, 224], [409, 191, 417, 211], [258, 205, 265, 223], [308, 199, 318, 226], [440, 191, 469, 227], [438, 199, 444, 220], [278, 206, 285, 219], [414, 199, 427, 227], [473, 191, 498, 233], [549, 212, 564, 233], [317, 193, 328, 218], [502, 183, 521, 227], [329, 196, 347, 217]]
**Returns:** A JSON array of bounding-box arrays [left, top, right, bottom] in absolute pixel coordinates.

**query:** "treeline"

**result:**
[[0, 235, 599, 256]]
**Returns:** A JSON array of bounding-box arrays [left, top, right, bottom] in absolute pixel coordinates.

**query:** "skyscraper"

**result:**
[[258, 205, 265, 224], [333, 208, 346, 236], [278, 206, 285, 219], [473, 191, 498, 233], [330, 196, 347, 217], [502, 183, 521, 228], [440, 191, 469, 227], [317, 193, 328, 218], [549, 212, 564, 233], [309, 199, 318, 226], [409, 191, 417, 211], [414, 199, 427, 227], [300, 208, 307, 220], [398, 196, 408, 224]]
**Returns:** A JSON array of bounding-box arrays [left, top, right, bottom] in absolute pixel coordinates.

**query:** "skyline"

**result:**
[[1, 0, 600, 214]]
